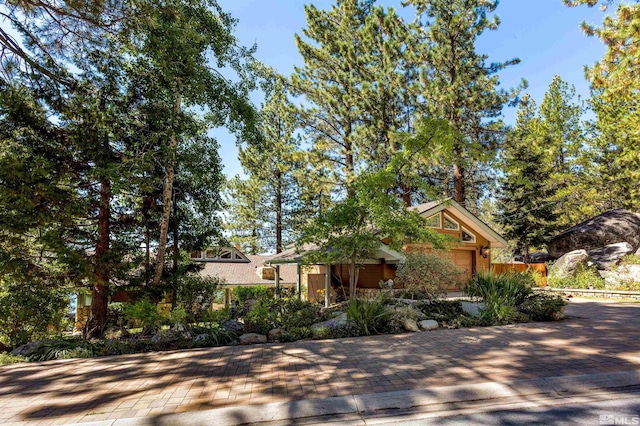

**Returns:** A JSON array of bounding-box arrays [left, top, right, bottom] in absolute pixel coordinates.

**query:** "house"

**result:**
[[267, 199, 508, 306]]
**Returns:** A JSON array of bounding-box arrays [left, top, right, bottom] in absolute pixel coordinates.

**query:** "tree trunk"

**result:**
[[152, 87, 182, 286], [171, 226, 179, 308], [275, 170, 283, 254], [349, 254, 357, 299], [453, 142, 465, 205], [84, 178, 111, 339]]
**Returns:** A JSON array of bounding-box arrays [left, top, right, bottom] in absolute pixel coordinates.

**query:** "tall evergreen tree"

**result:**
[[404, 0, 522, 208]]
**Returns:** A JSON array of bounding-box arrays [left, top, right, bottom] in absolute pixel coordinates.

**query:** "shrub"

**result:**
[[177, 275, 223, 323], [466, 270, 533, 325], [312, 324, 362, 340], [415, 300, 464, 322], [394, 252, 461, 299], [519, 294, 567, 321], [346, 298, 388, 336], [281, 327, 314, 342], [620, 254, 640, 266], [106, 302, 127, 330], [234, 286, 272, 303], [123, 299, 165, 333], [0, 277, 70, 347], [547, 265, 605, 289], [0, 353, 28, 364], [168, 307, 188, 327], [27, 339, 94, 362], [386, 305, 425, 333], [244, 303, 278, 335], [280, 299, 322, 329]]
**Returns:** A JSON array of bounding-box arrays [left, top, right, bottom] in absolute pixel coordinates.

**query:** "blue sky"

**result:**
[[216, 0, 610, 178]]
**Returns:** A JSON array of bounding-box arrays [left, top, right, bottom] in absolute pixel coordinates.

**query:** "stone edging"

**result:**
[[537, 287, 640, 300]]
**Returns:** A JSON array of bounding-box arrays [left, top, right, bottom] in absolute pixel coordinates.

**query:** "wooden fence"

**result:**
[[492, 263, 547, 287]]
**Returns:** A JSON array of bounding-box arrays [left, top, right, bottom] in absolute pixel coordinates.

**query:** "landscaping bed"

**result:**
[[2, 273, 568, 364]]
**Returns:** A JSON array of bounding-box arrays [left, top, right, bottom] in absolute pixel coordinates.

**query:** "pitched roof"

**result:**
[[409, 198, 508, 248], [199, 255, 297, 285]]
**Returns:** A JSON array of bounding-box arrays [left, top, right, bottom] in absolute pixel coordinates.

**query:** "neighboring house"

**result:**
[[268, 199, 507, 305]]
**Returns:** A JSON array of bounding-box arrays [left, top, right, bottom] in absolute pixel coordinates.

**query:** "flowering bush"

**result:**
[[519, 294, 567, 321]]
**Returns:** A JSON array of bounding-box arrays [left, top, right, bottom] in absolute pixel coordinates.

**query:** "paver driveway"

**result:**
[[1, 299, 640, 425]]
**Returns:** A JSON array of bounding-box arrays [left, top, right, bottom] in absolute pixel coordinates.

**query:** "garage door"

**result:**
[[449, 250, 474, 290]]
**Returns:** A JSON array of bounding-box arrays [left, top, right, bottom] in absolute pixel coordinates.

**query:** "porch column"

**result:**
[[224, 288, 230, 308], [296, 263, 302, 300], [325, 264, 331, 308], [275, 265, 281, 298]]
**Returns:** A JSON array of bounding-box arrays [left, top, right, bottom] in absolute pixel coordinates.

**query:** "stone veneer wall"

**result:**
[[74, 306, 90, 332]]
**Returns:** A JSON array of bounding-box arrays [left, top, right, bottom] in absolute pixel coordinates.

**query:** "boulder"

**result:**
[[402, 318, 420, 332], [528, 252, 555, 263], [548, 209, 640, 258], [268, 328, 285, 342], [548, 250, 591, 279], [461, 302, 484, 317], [221, 319, 245, 335], [195, 334, 208, 342], [604, 265, 640, 287], [588, 242, 634, 270], [238, 333, 267, 345], [10, 339, 56, 357], [311, 313, 347, 330], [418, 320, 439, 331]]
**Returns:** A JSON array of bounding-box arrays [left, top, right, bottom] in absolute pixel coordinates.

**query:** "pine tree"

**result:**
[[496, 95, 559, 258], [225, 176, 269, 255], [405, 0, 522, 208]]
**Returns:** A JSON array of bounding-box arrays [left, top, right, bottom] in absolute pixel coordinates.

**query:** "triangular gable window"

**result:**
[[443, 213, 459, 230], [461, 226, 476, 243], [424, 213, 441, 228]]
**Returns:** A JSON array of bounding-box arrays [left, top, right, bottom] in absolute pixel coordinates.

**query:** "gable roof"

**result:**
[[199, 255, 297, 285], [409, 198, 508, 248]]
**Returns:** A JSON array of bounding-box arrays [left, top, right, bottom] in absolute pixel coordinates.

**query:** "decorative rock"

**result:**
[[402, 318, 420, 332], [528, 252, 555, 263], [151, 334, 162, 342], [548, 250, 591, 279], [548, 209, 640, 258], [221, 319, 245, 335], [268, 328, 285, 342], [195, 334, 208, 342], [238, 333, 267, 345], [311, 313, 347, 330], [588, 242, 634, 270], [10, 339, 55, 357], [461, 302, 484, 317], [419, 320, 439, 331], [604, 265, 640, 287]]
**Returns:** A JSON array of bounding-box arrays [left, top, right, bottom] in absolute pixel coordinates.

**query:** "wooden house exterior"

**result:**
[[268, 199, 508, 305]]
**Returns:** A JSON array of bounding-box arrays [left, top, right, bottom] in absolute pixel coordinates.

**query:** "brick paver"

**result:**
[[1, 298, 640, 424]]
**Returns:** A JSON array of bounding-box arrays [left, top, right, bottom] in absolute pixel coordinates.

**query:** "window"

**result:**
[[424, 214, 441, 228], [443, 214, 459, 230], [461, 226, 476, 243]]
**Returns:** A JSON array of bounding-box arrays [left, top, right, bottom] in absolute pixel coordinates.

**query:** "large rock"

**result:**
[[548, 209, 640, 258], [604, 265, 640, 287], [221, 319, 244, 335], [548, 249, 591, 279], [311, 313, 347, 330], [418, 320, 439, 331], [268, 328, 285, 342], [528, 252, 555, 263], [238, 333, 267, 345], [10, 339, 56, 357], [588, 242, 634, 270], [461, 302, 484, 317]]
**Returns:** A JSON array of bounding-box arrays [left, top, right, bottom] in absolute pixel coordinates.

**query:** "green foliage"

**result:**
[[243, 297, 322, 335], [27, 339, 94, 362], [123, 299, 165, 333], [311, 324, 363, 340], [244, 304, 277, 335], [0, 278, 70, 347], [547, 265, 605, 289], [386, 305, 426, 333], [233, 286, 272, 303], [519, 294, 567, 321], [176, 275, 222, 323], [394, 252, 461, 299], [106, 302, 127, 331], [415, 300, 465, 323], [346, 298, 389, 336], [466, 270, 533, 325], [0, 353, 28, 365], [281, 327, 314, 342], [168, 307, 188, 327], [620, 254, 640, 266]]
